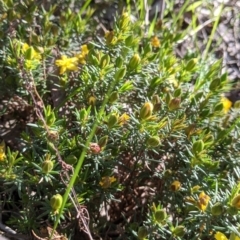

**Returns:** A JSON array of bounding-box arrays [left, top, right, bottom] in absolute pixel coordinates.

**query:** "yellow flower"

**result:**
[[22, 43, 41, 60], [22, 43, 30, 52], [99, 176, 116, 189], [214, 231, 228, 240], [221, 97, 232, 113], [75, 45, 89, 64], [24, 59, 40, 70], [0, 151, 6, 161], [198, 191, 210, 211], [151, 36, 160, 48], [19, 42, 42, 70], [0, 140, 6, 161], [88, 96, 96, 106], [170, 180, 181, 191], [118, 113, 130, 126], [75, 53, 86, 64], [55, 55, 78, 74], [81, 44, 89, 56]]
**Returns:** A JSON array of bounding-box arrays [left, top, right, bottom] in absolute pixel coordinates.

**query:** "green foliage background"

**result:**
[[0, 0, 239, 239]]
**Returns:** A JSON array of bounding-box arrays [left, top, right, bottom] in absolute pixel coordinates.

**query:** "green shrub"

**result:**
[[0, 0, 239, 239]]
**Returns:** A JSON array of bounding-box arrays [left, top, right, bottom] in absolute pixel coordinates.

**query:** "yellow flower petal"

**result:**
[[171, 180, 181, 191], [22, 43, 30, 52], [214, 231, 228, 240], [55, 55, 78, 74], [21, 43, 41, 61], [99, 176, 116, 188], [59, 66, 67, 75], [221, 97, 232, 114], [118, 113, 130, 126], [0, 140, 6, 161], [75, 53, 86, 64], [81, 44, 89, 56], [198, 191, 210, 211], [0, 154, 5, 161]]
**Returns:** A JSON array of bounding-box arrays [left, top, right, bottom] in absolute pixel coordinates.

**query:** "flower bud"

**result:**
[[47, 130, 59, 142], [172, 226, 186, 237], [89, 143, 101, 154], [209, 78, 221, 91], [155, 209, 167, 223], [98, 135, 108, 149], [42, 160, 54, 174], [88, 96, 96, 106], [185, 124, 196, 138], [191, 185, 201, 193], [226, 206, 238, 215], [125, 35, 135, 47], [128, 53, 141, 71], [50, 24, 59, 36], [80, 108, 88, 122], [168, 98, 181, 111], [140, 102, 153, 120], [115, 67, 126, 81], [147, 136, 160, 147], [88, 54, 100, 66], [50, 194, 63, 213], [155, 19, 163, 30], [46, 112, 56, 126], [234, 100, 240, 108], [95, 50, 103, 62], [214, 102, 224, 112], [107, 114, 118, 129], [200, 109, 210, 118], [231, 194, 240, 209], [119, 12, 130, 29], [186, 58, 197, 71], [192, 140, 204, 155], [164, 169, 172, 177], [137, 226, 148, 239], [152, 95, 160, 105], [211, 202, 224, 216], [152, 95, 161, 111], [105, 31, 115, 45], [115, 56, 123, 68], [100, 54, 110, 69], [173, 88, 182, 98], [65, 154, 77, 165], [109, 91, 119, 104], [24, 46, 35, 60]]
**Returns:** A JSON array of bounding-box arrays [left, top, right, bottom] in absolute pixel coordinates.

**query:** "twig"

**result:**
[[0, 222, 26, 240]]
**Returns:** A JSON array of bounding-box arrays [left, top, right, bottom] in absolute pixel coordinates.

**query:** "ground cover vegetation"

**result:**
[[0, 0, 239, 239]]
